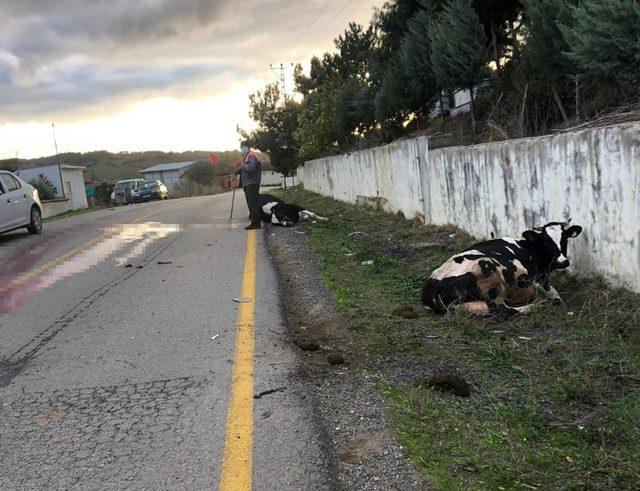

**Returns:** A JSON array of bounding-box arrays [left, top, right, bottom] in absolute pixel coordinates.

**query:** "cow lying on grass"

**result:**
[[258, 194, 328, 227], [422, 220, 583, 316]]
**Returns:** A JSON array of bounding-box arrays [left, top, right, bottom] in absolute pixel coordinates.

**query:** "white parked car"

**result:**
[[0, 170, 43, 235], [111, 178, 146, 205]]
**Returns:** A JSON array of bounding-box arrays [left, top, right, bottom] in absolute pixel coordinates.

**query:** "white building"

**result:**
[[260, 160, 290, 187], [16, 164, 88, 211], [261, 169, 284, 186], [429, 79, 492, 119], [139, 161, 198, 191]]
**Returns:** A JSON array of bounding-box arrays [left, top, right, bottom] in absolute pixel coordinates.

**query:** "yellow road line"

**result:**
[[220, 230, 257, 491], [0, 201, 181, 294]]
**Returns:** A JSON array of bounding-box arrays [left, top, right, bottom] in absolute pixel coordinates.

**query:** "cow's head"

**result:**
[[522, 220, 583, 270]]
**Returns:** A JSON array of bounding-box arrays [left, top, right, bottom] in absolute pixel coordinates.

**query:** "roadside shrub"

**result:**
[[28, 174, 57, 200], [94, 182, 115, 205]]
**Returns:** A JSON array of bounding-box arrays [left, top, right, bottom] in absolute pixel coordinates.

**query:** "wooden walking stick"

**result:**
[[229, 159, 241, 221], [229, 182, 237, 221]]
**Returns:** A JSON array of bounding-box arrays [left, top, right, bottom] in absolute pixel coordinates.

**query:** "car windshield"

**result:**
[[140, 181, 158, 190], [115, 181, 136, 191]]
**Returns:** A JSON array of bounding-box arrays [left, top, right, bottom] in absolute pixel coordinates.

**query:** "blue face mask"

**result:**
[[241, 146, 249, 155]]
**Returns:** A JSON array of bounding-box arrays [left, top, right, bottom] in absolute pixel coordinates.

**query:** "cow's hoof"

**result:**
[[552, 297, 563, 306]]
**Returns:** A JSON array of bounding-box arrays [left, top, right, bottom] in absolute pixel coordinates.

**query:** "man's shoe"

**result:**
[[244, 224, 261, 230]]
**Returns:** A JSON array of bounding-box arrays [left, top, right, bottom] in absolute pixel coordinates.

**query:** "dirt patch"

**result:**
[[294, 338, 320, 352], [392, 306, 418, 319], [266, 227, 428, 490], [339, 432, 385, 464], [327, 352, 345, 365], [415, 373, 471, 398], [36, 409, 65, 426]]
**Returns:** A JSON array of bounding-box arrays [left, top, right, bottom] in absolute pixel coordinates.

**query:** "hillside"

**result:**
[[0, 150, 246, 182]]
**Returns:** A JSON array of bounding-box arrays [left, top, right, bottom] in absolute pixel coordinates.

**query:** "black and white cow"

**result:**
[[422, 220, 583, 316], [258, 194, 328, 227]]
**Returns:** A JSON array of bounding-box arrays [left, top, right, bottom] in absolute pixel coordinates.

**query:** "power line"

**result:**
[[308, 0, 368, 54], [287, 0, 334, 52], [306, 1, 354, 50]]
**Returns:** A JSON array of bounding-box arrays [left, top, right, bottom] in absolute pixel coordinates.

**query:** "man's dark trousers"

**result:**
[[243, 184, 261, 228]]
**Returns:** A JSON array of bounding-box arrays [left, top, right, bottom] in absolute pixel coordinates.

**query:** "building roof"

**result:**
[[140, 161, 197, 173], [17, 163, 86, 173]]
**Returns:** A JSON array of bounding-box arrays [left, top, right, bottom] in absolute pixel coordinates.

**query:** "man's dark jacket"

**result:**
[[239, 152, 261, 187]]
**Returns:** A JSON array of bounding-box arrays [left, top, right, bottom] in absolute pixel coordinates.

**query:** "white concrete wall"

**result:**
[[42, 199, 71, 219], [261, 170, 283, 186], [282, 175, 298, 188], [299, 122, 640, 292], [301, 137, 428, 219]]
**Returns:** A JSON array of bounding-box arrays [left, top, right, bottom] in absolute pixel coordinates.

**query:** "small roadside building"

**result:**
[[139, 161, 198, 191], [261, 160, 284, 186], [16, 164, 88, 215]]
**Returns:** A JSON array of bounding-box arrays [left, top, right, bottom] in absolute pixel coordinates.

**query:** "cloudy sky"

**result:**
[[0, 0, 385, 159]]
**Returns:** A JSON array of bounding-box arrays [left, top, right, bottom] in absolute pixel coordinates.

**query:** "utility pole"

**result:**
[[269, 62, 294, 103], [51, 123, 65, 198]]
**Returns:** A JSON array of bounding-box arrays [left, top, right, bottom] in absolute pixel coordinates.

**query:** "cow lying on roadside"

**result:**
[[258, 194, 328, 227], [422, 220, 583, 316]]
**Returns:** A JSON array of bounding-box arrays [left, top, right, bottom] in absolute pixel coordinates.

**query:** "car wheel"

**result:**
[[26, 206, 42, 235]]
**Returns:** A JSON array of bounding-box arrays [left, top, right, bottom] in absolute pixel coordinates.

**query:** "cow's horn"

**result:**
[[563, 218, 572, 227]]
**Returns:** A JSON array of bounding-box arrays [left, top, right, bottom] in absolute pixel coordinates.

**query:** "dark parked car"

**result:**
[[132, 180, 169, 203]]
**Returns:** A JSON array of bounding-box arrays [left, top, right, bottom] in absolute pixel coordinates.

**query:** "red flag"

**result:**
[[210, 154, 218, 166]]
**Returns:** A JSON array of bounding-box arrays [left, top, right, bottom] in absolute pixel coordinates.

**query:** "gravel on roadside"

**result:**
[[266, 227, 430, 490]]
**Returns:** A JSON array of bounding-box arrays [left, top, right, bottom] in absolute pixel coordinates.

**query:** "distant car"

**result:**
[[0, 170, 43, 235], [111, 179, 146, 205], [132, 180, 169, 203]]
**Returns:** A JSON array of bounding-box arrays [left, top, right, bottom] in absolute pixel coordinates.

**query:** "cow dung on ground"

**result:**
[[327, 352, 345, 365], [392, 306, 418, 319], [295, 338, 320, 352], [339, 433, 384, 464], [415, 373, 471, 397]]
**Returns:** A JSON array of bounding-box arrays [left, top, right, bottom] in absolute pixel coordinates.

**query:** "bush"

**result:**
[[28, 174, 57, 200], [94, 182, 115, 205]]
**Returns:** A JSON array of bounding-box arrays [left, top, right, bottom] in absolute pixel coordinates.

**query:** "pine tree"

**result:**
[[429, 0, 489, 133], [375, 3, 439, 134], [374, 49, 412, 135], [400, 3, 439, 116], [522, 0, 576, 122], [562, 0, 640, 96]]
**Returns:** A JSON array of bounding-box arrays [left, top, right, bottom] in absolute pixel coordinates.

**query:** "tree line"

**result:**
[[242, 0, 640, 176]]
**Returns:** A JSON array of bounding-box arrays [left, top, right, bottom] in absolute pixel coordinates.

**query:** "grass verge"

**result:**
[[43, 207, 103, 223], [272, 187, 640, 490]]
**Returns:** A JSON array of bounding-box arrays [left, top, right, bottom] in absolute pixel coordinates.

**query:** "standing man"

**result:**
[[236, 141, 262, 230]]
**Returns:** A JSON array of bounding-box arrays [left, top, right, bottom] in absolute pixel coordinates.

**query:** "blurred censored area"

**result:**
[[0, 222, 182, 314]]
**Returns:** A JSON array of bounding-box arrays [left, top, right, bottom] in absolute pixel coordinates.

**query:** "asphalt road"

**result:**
[[0, 193, 332, 490]]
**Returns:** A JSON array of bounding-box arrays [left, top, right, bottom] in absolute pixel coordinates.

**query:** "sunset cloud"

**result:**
[[0, 0, 384, 157]]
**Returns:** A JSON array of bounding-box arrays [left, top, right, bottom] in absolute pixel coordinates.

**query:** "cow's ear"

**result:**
[[522, 229, 541, 242], [565, 225, 582, 238]]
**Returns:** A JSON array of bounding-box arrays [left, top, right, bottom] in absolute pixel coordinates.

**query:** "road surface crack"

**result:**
[[253, 386, 286, 399]]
